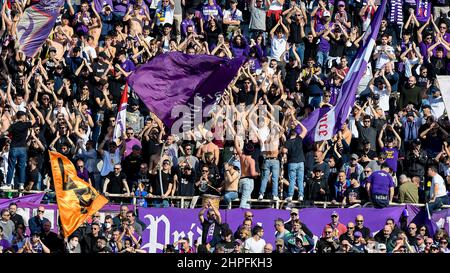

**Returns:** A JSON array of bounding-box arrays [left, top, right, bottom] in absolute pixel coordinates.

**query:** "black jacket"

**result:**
[[404, 149, 428, 177]]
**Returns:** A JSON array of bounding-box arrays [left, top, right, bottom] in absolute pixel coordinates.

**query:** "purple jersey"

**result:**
[[381, 147, 399, 173], [315, 23, 331, 52], [368, 170, 394, 195]]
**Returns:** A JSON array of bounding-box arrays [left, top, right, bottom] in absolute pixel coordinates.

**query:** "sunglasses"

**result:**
[[38, 210, 44, 213], [202, 170, 209, 173]]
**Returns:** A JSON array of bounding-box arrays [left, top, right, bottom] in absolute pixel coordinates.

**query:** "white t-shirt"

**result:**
[[223, 9, 243, 23], [243, 237, 266, 253], [373, 87, 390, 112], [270, 35, 287, 62], [431, 174, 447, 199], [404, 57, 419, 78], [83, 45, 97, 63], [374, 45, 395, 69], [429, 96, 445, 119]]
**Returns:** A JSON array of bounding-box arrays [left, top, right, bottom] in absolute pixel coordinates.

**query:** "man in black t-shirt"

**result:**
[[150, 159, 174, 208], [284, 116, 308, 202], [176, 166, 196, 197], [122, 145, 144, 191], [3, 110, 35, 191], [103, 164, 130, 202]]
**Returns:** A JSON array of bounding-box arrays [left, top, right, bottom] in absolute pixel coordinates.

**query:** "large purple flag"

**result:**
[[127, 52, 246, 127], [17, 0, 65, 57], [302, 0, 387, 143], [0, 193, 45, 206]]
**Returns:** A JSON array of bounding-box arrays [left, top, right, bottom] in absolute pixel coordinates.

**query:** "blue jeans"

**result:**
[[428, 196, 449, 214], [239, 178, 254, 209], [259, 159, 280, 198], [223, 191, 239, 205], [291, 43, 305, 66], [288, 162, 305, 198], [7, 147, 27, 187], [153, 199, 170, 208], [317, 51, 329, 70]]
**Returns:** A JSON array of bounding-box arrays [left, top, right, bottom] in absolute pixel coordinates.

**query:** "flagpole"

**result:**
[[158, 142, 166, 202]]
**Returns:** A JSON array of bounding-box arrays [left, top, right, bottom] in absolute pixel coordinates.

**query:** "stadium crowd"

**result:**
[[0, 0, 448, 253]]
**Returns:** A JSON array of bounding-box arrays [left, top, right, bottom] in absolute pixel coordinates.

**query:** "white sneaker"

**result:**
[[285, 197, 293, 202], [18, 184, 24, 191], [298, 196, 304, 202], [258, 194, 264, 201], [273, 196, 279, 201], [0, 184, 12, 190]]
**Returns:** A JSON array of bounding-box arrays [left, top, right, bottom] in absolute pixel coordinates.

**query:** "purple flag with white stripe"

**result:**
[[17, 0, 65, 57], [302, 0, 387, 143]]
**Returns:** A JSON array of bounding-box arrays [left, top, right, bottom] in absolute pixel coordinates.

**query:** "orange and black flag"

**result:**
[[49, 151, 108, 237]]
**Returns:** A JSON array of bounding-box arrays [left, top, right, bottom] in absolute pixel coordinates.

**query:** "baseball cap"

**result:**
[[338, 1, 345, 6], [406, 111, 414, 117], [98, 51, 110, 60], [386, 136, 394, 143], [48, 46, 57, 53], [354, 231, 362, 238], [323, 10, 331, 17], [234, 239, 242, 246], [378, 243, 387, 250], [416, 235, 424, 240], [331, 211, 339, 217], [291, 208, 299, 215], [351, 154, 359, 160], [422, 104, 431, 109]]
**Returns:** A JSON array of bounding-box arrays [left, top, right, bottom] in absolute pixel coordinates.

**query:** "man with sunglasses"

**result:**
[[103, 164, 131, 202], [316, 226, 340, 253], [150, 159, 174, 207], [354, 215, 371, 239], [284, 208, 313, 238], [322, 211, 347, 240], [28, 206, 50, 235]]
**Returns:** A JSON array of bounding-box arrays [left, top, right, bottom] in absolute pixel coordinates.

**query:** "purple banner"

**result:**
[[17, 0, 65, 57], [127, 52, 245, 127], [138, 206, 412, 253], [302, 0, 387, 143], [0, 193, 45, 205]]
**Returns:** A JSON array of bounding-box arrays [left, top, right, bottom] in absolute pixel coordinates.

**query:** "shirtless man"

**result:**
[[219, 162, 241, 205], [234, 135, 258, 209], [196, 131, 220, 165], [250, 97, 284, 201], [123, 5, 149, 37]]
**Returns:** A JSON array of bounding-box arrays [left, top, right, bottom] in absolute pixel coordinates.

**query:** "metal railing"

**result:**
[[2, 189, 450, 210]]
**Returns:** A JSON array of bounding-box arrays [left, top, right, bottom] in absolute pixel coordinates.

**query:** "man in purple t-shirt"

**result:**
[[366, 163, 395, 208], [378, 124, 401, 174]]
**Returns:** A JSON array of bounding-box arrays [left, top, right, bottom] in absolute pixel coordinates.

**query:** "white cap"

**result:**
[[323, 11, 331, 17]]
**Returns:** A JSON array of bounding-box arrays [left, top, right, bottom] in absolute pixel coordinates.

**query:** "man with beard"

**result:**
[[399, 76, 424, 110]]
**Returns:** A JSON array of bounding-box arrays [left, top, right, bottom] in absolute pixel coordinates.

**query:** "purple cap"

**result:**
[[354, 231, 363, 238], [338, 1, 345, 6]]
